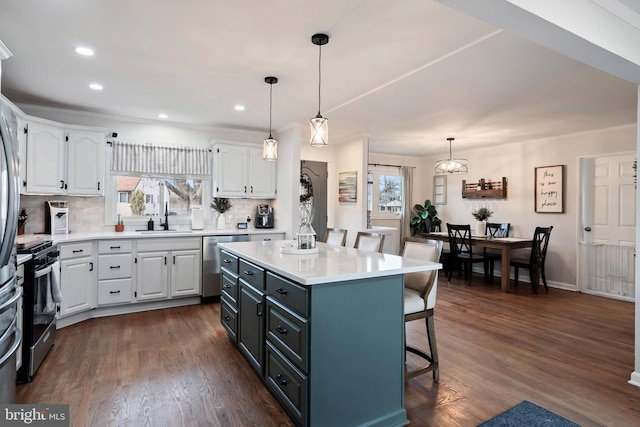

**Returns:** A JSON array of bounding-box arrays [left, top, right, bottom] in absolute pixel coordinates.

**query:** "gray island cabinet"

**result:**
[[218, 240, 441, 427]]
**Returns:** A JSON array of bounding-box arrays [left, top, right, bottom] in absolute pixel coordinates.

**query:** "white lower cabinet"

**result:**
[[97, 240, 134, 306], [136, 237, 201, 302], [59, 242, 95, 317]]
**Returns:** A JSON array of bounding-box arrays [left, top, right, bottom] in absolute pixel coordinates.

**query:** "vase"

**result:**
[[475, 220, 486, 236], [217, 213, 226, 230]]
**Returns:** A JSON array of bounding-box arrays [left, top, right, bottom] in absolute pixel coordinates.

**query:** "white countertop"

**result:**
[[18, 228, 286, 245], [218, 240, 441, 286]]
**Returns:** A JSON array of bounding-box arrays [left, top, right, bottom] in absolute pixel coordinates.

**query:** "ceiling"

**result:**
[[0, 0, 637, 156]]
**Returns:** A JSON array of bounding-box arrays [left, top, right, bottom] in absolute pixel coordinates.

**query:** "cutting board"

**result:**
[[16, 234, 44, 249]]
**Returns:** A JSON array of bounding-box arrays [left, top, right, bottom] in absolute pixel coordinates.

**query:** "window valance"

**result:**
[[111, 141, 210, 176]]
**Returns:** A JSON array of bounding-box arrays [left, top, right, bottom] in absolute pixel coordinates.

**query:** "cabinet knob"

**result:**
[[243, 270, 254, 276], [275, 287, 287, 295], [275, 374, 287, 386]]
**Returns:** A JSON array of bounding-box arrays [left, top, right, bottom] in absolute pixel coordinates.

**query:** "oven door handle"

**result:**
[[34, 265, 53, 279]]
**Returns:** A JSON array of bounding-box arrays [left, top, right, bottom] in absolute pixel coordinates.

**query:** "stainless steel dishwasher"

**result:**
[[202, 235, 250, 299]]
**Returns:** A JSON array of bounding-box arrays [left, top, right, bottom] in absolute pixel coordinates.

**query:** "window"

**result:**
[[367, 166, 403, 218], [114, 175, 203, 218]]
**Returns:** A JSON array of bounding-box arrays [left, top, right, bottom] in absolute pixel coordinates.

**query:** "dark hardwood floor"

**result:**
[[17, 275, 640, 427]]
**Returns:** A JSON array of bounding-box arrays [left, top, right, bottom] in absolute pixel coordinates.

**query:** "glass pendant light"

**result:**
[[434, 137, 468, 175], [263, 76, 278, 161], [310, 33, 329, 147]]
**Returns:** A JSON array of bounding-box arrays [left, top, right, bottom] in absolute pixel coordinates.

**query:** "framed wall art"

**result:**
[[535, 165, 564, 213], [338, 171, 357, 203]]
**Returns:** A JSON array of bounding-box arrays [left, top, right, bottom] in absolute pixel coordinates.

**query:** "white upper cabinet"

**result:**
[[212, 141, 276, 199], [22, 118, 105, 195], [66, 129, 104, 195]]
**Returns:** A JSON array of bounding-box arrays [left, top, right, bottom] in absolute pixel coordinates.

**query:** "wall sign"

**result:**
[[535, 165, 564, 213]]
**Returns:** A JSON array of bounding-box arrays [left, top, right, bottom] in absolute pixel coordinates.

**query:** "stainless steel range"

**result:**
[[16, 240, 59, 383]]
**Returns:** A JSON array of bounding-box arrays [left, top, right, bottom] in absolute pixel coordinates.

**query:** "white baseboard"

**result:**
[[629, 371, 640, 388]]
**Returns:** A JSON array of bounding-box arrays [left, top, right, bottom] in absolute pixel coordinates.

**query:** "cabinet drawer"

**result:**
[[221, 270, 239, 307], [220, 299, 238, 343], [239, 259, 265, 289], [97, 279, 132, 305], [266, 272, 309, 317], [59, 242, 93, 259], [98, 254, 133, 279], [265, 342, 307, 427], [98, 240, 133, 254], [266, 298, 308, 373], [220, 250, 239, 274]]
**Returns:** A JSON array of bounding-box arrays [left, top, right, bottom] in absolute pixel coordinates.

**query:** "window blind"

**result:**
[[111, 141, 210, 176]]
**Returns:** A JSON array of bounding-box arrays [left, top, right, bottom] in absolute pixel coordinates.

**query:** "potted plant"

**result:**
[[210, 197, 232, 229], [17, 208, 27, 235], [411, 199, 442, 235], [471, 206, 493, 235]]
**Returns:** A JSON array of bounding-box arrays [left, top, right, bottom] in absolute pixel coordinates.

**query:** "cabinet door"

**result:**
[[238, 279, 265, 376], [214, 144, 248, 197], [170, 249, 201, 297], [136, 251, 169, 301], [67, 130, 104, 195], [59, 257, 95, 317], [248, 147, 277, 198], [25, 122, 66, 194]]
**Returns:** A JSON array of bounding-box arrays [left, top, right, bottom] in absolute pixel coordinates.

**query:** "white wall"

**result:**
[[420, 124, 636, 289]]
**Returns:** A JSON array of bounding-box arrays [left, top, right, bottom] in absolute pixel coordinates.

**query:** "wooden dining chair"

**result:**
[[510, 226, 553, 293], [353, 232, 385, 253], [484, 222, 511, 279], [323, 228, 348, 246], [446, 223, 490, 285], [401, 237, 443, 381]]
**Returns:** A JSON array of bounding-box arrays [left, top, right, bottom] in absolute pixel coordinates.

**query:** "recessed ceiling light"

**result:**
[[75, 47, 94, 56], [234, 105, 245, 111], [89, 83, 103, 90], [158, 113, 168, 119]]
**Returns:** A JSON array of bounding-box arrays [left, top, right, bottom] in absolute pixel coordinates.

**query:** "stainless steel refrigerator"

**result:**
[[0, 95, 22, 403]]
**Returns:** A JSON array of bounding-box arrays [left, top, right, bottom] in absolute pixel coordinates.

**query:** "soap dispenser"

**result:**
[[147, 217, 154, 231]]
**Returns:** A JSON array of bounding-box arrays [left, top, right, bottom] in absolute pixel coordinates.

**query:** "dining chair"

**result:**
[[323, 228, 348, 246], [401, 237, 443, 381], [484, 222, 511, 279], [510, 226, 553, 293], [353, 232, 385, 253], [446, 223, 490, 285]]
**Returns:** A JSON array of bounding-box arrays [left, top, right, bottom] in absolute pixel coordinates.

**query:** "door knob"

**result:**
[[584, 226, 592, 232]]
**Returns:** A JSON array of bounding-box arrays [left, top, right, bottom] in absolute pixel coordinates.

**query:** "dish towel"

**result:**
[[45, 261, 62, 313]]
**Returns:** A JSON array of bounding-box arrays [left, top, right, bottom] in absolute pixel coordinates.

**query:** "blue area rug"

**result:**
[[478, 400, 581, 427]]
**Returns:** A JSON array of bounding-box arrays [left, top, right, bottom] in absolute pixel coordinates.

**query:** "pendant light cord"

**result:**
[[317, 43, 322, 116], [269, 83, 273, 138]]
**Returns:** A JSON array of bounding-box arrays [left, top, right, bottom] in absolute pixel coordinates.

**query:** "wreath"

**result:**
[[300, 176, 313, 203]]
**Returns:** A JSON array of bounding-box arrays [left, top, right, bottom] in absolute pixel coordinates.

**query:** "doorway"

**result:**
[[300, 160, 328, 242], [579, 153, 636, 300]]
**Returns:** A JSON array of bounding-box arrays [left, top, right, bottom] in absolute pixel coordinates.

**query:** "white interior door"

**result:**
[[579, 153, 636, 300]]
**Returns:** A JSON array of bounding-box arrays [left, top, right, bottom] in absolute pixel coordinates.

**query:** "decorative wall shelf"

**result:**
[[462, 177, 507, 198]]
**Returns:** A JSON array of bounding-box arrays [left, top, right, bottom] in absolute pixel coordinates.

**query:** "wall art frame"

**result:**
[[535, 165, 564, 213]]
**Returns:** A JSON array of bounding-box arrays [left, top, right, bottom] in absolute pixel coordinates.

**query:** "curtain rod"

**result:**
[[368, 163, 414, 169]]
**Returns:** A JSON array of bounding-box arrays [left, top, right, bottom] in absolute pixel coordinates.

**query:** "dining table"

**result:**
[[425, 231, 534, 292]]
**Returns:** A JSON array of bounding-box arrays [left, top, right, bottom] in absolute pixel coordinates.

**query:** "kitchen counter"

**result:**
[[18, 228, 286, 245], [218, 239, 441, 285], [218, 239, 440, 426]]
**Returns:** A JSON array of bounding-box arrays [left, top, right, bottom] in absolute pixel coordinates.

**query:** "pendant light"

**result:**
[[263, 76, 278, 161], [310, 33, 329, 147], [434, 137, 468, 175]]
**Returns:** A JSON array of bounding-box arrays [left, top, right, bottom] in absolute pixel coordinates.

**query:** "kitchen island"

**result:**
[[218, 240, 441, 427]]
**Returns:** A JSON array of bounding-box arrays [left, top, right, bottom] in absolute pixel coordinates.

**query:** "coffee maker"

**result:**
[[45, 200, 69, 234], [255, 204, 274, 229]]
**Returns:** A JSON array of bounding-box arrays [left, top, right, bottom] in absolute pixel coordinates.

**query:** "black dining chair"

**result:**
[[446, 223, 490, 285], [510, 226, 553, 293], [484, 222, 511, 279]]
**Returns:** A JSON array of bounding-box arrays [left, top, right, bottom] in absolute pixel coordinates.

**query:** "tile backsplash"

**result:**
[[19, 195, 276, 234]]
